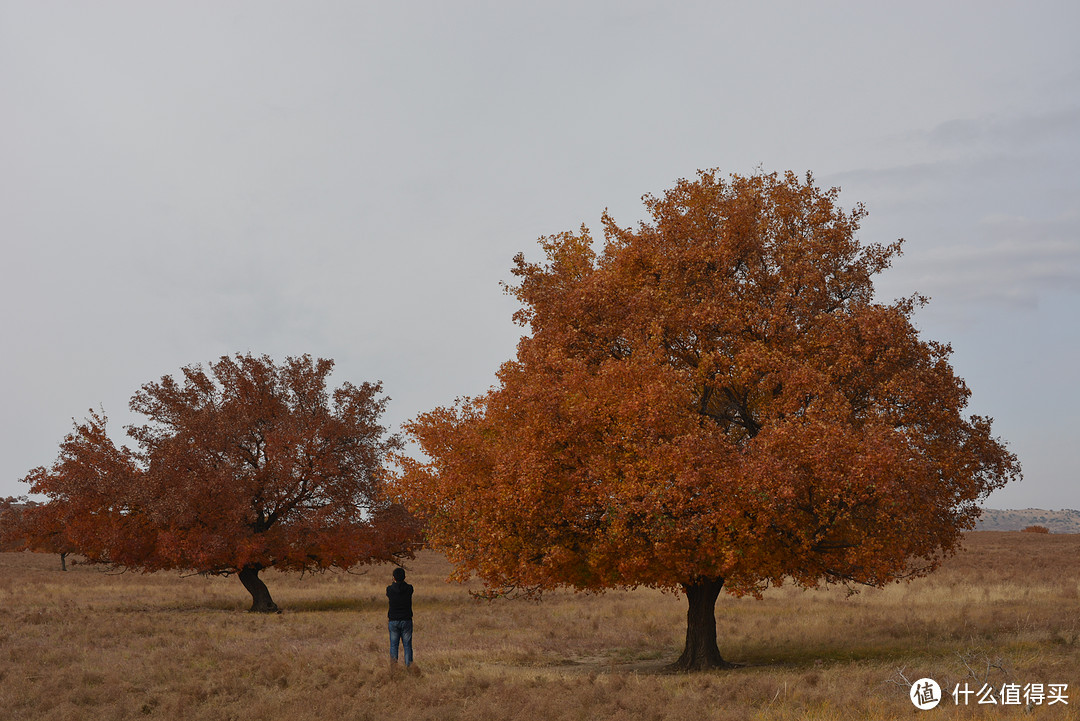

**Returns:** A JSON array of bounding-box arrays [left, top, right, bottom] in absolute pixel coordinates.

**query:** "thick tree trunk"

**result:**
[[238, 565, 280, 613], [669, 576, 735, 671], [59, 552, 67, 572]]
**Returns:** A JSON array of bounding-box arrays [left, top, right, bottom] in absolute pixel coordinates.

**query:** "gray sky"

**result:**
[[3, 1, 1078, 509]]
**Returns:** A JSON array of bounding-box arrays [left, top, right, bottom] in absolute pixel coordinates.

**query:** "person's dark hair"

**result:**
[[393, 567, 406, 582]]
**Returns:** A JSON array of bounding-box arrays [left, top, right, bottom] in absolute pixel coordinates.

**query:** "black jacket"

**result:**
[[386, 581, 413, 621]]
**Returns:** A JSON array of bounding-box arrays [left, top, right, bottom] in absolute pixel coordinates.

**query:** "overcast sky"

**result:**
[[3, 1, 1078, 510]]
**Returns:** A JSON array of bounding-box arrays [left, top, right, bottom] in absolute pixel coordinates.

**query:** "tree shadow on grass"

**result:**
[[528, 641, 921, 676], [281, 597, 377, 612], [118, 596, 383, 614], [712, 642, 926, 671]]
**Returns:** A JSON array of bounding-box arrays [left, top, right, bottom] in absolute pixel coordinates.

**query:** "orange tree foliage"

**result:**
[[393, 170, 1021, 669], [0, 497, 78, 569], [22, 354, 416, 612], [0, 497, 27, 551]]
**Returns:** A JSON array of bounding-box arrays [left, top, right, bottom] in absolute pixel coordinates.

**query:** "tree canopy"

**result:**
[[393, 170, 1021, 669], [0, 497, 77, 570], [22, 353, 416, 611]]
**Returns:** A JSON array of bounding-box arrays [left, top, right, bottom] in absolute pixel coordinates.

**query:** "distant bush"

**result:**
[[1022, 525, 1050, 534]]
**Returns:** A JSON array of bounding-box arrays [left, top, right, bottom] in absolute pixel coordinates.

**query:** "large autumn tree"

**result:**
[[22, 353, 416, 612], [394, 170, 1021, 670]]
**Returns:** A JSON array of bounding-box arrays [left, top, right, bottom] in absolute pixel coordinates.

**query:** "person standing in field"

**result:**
[[387, 567, 415, 673]]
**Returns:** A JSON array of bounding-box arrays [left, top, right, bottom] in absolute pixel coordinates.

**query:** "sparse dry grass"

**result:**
[[1, 532, 1078, 720]]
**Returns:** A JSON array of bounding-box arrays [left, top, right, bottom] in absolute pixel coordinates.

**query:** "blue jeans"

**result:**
[[388, 619, 413, 666]]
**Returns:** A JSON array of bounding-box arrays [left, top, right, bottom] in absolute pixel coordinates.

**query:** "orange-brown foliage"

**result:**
[[0, 496, 25, 551], [1023, 525, 1051, 534], [21, 354, 417, 594], [0, 497, 76, 559], [393, 171, 1021, 666]]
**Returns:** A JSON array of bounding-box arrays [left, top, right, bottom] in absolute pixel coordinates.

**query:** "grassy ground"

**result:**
[[1, 532, 1078, 720]]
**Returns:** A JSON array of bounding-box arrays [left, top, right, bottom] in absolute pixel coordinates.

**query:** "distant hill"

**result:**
[[975, 508, 1080, 533]]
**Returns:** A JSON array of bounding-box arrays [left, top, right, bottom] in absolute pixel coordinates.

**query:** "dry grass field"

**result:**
[[1, 532, 1078, 720]]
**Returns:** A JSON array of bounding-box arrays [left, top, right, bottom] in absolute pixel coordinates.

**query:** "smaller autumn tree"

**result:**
[[393, 170, 1021, 670], [0, 497, 28, 551], [0, 497, 78, 570], [22, 353, 416, 611]]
